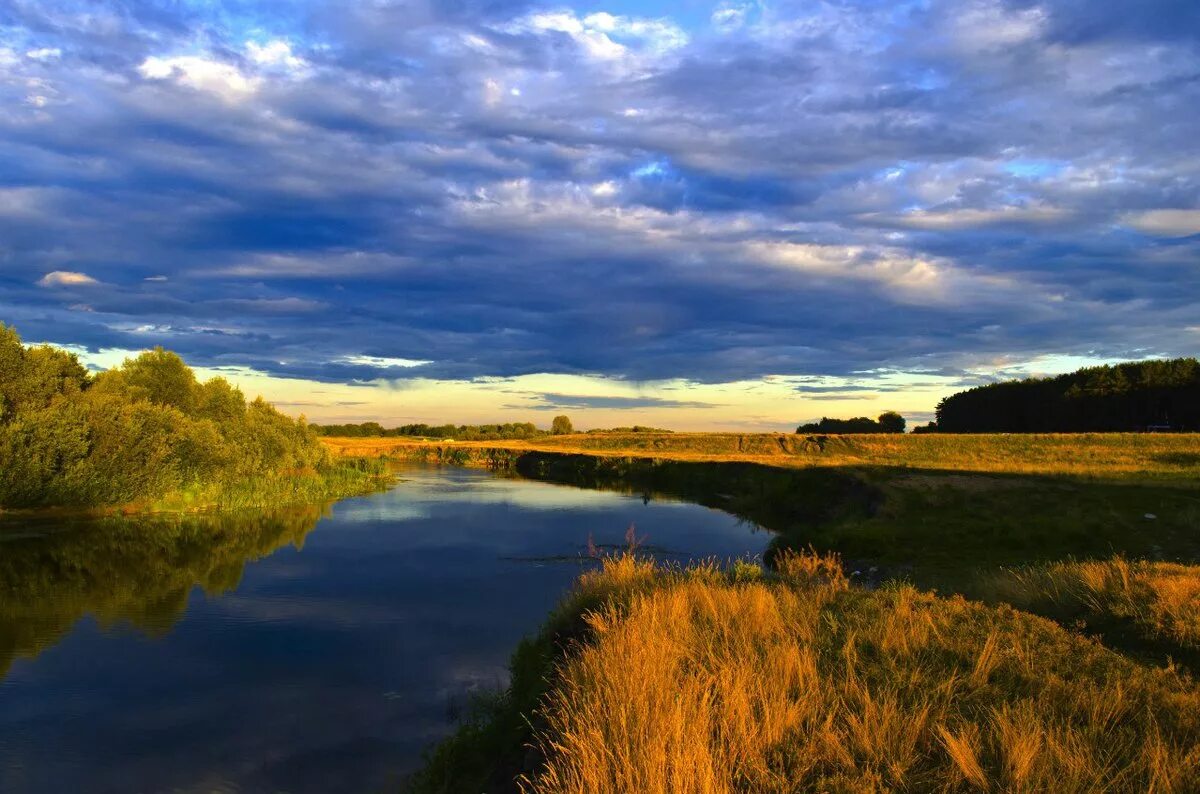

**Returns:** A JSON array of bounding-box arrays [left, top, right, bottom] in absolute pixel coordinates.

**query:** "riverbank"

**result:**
[[0, 456, 393, 519], [322, 431, 1200, 482], [412, 552, 1200, 793], [325, 435, 1200, 577], [379, 434, 1200, 790]]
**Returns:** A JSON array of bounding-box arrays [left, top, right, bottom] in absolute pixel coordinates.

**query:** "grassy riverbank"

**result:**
[[974, 558, 1200, 668], [413, 553, 1200, 793], [322, 431, 1200, 481], [390, 431, 1200, 790], [327, 434, 1200, 577]]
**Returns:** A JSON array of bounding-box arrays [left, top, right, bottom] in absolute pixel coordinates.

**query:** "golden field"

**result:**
[[322, 431, 1200, 481]]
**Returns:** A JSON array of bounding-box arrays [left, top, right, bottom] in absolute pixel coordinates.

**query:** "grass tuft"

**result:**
[[412, 552, 1200, 793]]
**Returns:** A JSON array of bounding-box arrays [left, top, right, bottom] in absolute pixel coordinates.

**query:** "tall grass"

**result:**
[[514, 554, 1200, 793], [979, 558, 1200, 655], [115, 457, 390, 513]]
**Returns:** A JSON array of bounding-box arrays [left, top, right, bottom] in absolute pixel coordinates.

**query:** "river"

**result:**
[[0, 464, 769, 793]]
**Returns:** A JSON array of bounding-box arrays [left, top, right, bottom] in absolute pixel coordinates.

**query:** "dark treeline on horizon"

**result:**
[[797, 412, 906, 435], [313, 421, 674, 439], [932, 358, 1200, 433], [312, 421, 546, 441]]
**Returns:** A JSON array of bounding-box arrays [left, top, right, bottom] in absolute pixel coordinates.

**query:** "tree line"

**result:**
[[0, 323, 376, 510], [313, 415, 576, 440], [931, 358, 1200, 433], [796, 412, 906, 434]]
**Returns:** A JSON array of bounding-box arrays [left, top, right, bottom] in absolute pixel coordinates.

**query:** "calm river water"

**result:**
[[0, 464, 768, 793]]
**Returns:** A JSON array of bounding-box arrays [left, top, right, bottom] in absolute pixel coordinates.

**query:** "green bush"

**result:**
[[0, 322, 381, 510]]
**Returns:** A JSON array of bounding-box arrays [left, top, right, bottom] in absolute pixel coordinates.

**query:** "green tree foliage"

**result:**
[[935, 358, 1200, 432], [0, 323, 358, 509], [551, 415, 574, 435], [796, 412, 906, 434], [0, 324, 88, 422]]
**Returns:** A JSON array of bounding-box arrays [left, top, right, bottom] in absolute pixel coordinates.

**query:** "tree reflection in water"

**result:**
[[0, 505, 327, 678]]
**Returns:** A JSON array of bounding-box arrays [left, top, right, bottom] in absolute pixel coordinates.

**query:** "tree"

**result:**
[[877, 411, 906, 433], [551, 415, 574, 435], [119, 347, 199, 412]]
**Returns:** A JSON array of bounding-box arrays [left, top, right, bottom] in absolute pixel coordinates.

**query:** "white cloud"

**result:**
[[712, 2, 752, 33], [25, 47, 62, 61], [337, 354, 431, 369], [1121, 209, 1200, 238], [591, 181, 618, 197], [866, 205, 1071, 230], [138, 55, 259, 100], [245, 39, 307, 73], [950, 1, 1046, 51], [506, 10, 687, 64], [38, 270, 99, 287]]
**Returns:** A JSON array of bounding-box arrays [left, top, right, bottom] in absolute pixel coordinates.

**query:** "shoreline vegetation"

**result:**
[[332, 434, 1200, 791], [0, 323, 389, 515], [412, 553, 1200, 793], [322, 431, 1200, 481]]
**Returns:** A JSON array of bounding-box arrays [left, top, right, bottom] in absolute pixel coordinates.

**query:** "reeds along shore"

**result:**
[[413, 553, 1200, 794]]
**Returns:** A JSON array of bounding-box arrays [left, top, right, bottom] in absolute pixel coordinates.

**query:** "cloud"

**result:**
[[336, 355, 431, 369], [1121, 209, 1200, 238], [138, 55, 260, 99], [37, 271, 98, 287], [516, 393, 720, 410], [0, 0, 1196, 410]]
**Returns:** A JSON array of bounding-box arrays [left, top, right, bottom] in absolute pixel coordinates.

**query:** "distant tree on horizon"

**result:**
[[795, 412, 906, 434]]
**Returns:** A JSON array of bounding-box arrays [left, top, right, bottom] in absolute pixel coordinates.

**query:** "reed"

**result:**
[[526, 555, 1200, 793], [978, 557, 1200, 657], [412, 553, 1200, 793]]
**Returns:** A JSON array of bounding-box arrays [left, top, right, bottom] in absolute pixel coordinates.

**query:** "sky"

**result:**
[[0, 0, 1197, 430]]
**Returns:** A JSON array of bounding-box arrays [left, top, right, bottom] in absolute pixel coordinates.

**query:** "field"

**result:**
[[322, 431, 1200, 481]]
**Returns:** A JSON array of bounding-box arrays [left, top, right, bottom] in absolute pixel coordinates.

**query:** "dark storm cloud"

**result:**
[[0, 0, 1196, 388]]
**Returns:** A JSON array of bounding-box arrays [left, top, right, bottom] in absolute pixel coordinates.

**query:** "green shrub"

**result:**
[[0, 322, 384, 510]]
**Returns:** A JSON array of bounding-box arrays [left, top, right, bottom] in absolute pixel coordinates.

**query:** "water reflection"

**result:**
[[0, 465, 768, 793], [0, 506, 325, 680]]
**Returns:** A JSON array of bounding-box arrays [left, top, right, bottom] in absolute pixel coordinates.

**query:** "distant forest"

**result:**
[[931, 358, 1200, 433], [312, 421, 547, 441], [312, 421, 672, 439]]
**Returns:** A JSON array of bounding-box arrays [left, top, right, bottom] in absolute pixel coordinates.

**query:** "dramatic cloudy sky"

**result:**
[[0, 0, 1197, 429]]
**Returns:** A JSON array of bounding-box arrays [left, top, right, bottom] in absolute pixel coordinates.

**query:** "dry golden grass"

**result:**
[[983, 558, 1200, 652], [322, 431, 1200, 481], [519, 554, 1200, 794]]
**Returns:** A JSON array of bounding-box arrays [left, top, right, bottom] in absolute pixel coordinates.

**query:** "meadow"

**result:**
[[323, 430, 1200, 481]]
